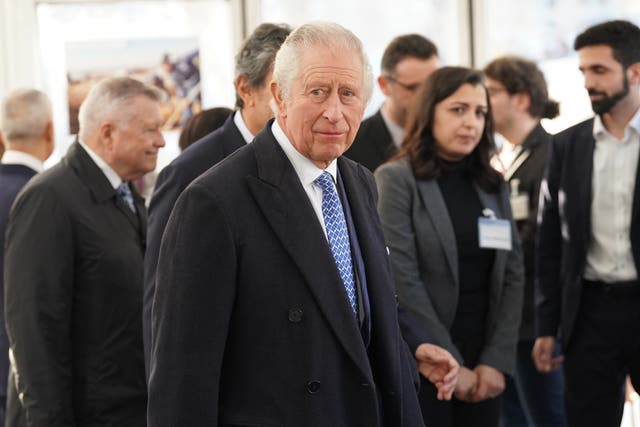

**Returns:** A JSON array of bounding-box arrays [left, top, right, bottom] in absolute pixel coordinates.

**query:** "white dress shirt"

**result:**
[[271, 120, 338, 239], [234, 110, 256, 144], [584, 108, 640, 282], [1, 150, 44, 172], [380, 107, 405, 149], [78, 140, 123, 190]]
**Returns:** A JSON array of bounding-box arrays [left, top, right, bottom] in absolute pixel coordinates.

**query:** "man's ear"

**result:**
[[512, 92, 531, 113], [236, 74, 254, 108], [627, 62, 640, 85], [44, 121, 54, 142], [270, 81, 286, 118], [378, 75, 392, 96], [98, 121, 115, 150]]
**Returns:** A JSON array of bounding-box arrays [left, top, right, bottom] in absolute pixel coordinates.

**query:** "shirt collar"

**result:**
[[234, 110, 255, 144], [380, 106, 405, 148], [78, 140, 123, 189], [593, 106, 640, 140], [271, 120, 338, 185], [0, 150, 44, 172]]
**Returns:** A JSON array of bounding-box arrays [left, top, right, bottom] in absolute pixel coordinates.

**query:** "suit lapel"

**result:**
[[576, 121, 596, 240], [246, 126, 372, 380], [221, 114, 247, 155], [416, 179, 459, 285], [66, 141, 143, 231], [372, 110, 396, 160], [337, 157, 400, 384]]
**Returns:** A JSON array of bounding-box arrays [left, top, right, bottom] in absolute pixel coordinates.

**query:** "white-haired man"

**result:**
[[4, 77, 164, 426], [149, 22, 457, 426], [0, 88, 54, 426]]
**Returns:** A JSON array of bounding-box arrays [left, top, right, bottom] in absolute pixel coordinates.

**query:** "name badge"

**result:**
[[478, 217, 512, 250], [510, 193, 530, 221]]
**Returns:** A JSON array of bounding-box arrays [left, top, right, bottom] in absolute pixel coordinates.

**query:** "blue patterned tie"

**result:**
[[315, 171, 358, 317], [117, 182, 136, 213]]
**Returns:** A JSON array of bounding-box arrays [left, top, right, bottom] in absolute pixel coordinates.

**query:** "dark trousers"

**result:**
[[501, 340, 567, 427], [563, 283, 640, 427]]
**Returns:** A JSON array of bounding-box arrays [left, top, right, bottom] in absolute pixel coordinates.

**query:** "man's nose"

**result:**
[[323, 92, 343, 123]]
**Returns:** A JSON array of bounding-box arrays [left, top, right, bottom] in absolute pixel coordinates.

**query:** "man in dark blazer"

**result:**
[[345, 34, 438, 172], [143, 23, 291, 370], [149, 22, 458, 426], [484, 56, 567, 426], [0, 88, 54, 426], [4, 77, 165, 426], [533, 20, 640, 427]]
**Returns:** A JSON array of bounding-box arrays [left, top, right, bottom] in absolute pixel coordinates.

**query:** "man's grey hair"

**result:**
[[78, 77, 163, 139], [1, 89, 52, 140], [272, 22, 374, 106], [234, 22, 292, 109]]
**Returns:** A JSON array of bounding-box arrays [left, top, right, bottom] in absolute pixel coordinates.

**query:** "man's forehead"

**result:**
[[578, 45, 617, 64]]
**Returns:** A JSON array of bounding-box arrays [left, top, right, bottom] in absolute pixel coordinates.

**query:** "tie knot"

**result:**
[[117, 182, 132, 198], [117, 182, 136, 213], [315, 171, 334, 193]]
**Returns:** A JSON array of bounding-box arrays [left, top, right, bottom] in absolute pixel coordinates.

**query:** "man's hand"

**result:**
[[532, 336, 564, 373], [469, 364, 505, 402], [415, 343, 459, 400], [453, 367, 478, 402]]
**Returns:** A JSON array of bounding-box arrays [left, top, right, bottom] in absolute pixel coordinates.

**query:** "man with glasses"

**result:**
[[345, 33, 438, 171]]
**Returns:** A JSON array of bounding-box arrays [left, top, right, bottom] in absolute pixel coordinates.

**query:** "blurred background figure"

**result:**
[[0, 88, 54, 426], [376, 66, 524, 427], [178, 106, 233, 151], [4, 77, 164, 426], [483, 55, 566, 427], [345, 33, 439, 171]]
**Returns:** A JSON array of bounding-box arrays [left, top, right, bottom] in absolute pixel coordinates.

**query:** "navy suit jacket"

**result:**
[[0, 164, 37, 402], [536, 118, 640, 347], [345, 109, 397, 172], [143, 114, 245, 370], [148, 122, 424, 426]]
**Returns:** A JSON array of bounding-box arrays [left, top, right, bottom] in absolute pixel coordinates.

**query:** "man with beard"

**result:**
[[344, 34, 438, 172], [533, 20, 640, 427]]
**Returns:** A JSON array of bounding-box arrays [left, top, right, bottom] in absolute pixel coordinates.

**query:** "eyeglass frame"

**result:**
[[384, 75, 423, 93]]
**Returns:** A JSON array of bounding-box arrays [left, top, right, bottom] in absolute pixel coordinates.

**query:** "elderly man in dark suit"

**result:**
[[0, 88, 54, 426], [533, 20, 640, 427], [345, 34, 438, 172], [4, 77, 164, 426], [148, 22, 458, 426], [143, 23, 291, 370]]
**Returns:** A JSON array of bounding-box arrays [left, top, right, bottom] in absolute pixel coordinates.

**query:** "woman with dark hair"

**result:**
[[375, 66, 524, 426], [178, 107, 233, 151]]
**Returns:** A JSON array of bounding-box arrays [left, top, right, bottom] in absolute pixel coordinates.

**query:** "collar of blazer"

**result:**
[[246, 123, 376, 382], [503, 124, 548, 181], [65, 140, 146, 232]]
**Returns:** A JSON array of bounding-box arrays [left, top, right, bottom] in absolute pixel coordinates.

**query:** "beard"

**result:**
[[588, 74, 629, 115]]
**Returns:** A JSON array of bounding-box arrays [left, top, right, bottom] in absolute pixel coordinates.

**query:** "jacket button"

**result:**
[[307, 380, 321, 394], [288, 308, 303, 322]]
